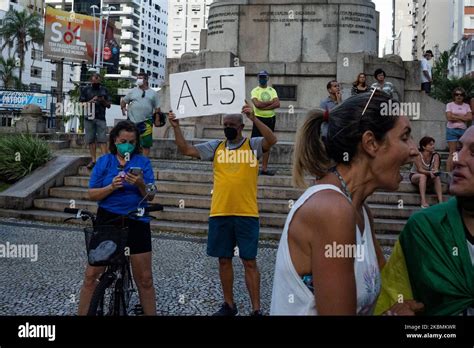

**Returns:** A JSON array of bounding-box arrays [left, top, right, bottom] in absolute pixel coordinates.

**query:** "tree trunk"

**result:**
[[19, 37, 24, 88]]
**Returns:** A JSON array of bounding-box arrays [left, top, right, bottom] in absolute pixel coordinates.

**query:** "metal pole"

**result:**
[[96, 0, 104, 70], [92, 6, 97, 70], [56, 0, 66, 130]]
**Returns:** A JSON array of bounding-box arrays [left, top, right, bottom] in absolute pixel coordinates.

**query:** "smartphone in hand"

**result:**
[[128, 167, 143, 176]]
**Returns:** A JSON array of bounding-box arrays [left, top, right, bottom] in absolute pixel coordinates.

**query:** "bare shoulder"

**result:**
[[290, 188, 356, 242]]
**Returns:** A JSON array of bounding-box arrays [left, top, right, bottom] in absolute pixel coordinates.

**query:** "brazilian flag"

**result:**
[[375, 198, 474, 315]]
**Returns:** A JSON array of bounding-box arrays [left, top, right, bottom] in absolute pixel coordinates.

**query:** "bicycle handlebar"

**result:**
[[144, 204, 164, 213], [63, 204, 164, 222], [64, 208, 79, 214]]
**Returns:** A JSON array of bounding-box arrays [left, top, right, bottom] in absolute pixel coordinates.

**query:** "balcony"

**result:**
[[121, 31, 137, 42], [120, 69, 134, 78], [110, 6, 140, 19], [121, 18, 139, 32], [104, 0, 140, 9], [120, 57, 139, 67], [120, 44, 139, 56]]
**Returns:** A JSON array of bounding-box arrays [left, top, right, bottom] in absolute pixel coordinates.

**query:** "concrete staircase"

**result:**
[[1, 110, 451, 246], [0, 156, 450, 246]]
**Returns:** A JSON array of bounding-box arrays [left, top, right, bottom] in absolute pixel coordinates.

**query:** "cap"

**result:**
[[424, 50, 433, 56], [257, 70, 269, 77]]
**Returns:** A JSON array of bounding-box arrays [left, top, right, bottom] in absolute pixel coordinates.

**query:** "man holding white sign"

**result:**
[[168, 102, 277, 316], [170, 67, 245, 118]]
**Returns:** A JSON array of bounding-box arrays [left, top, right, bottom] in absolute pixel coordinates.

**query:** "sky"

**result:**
[[372, 0, 394, 57]]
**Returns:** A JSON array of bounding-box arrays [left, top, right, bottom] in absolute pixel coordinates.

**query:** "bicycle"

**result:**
[[64, 193, 163, 316]]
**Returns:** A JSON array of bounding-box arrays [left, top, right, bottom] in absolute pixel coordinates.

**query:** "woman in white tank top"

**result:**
[[271, 90, 423, 315]]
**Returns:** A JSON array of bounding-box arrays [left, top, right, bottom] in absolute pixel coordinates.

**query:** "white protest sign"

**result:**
[[170, 67, 245, 119]]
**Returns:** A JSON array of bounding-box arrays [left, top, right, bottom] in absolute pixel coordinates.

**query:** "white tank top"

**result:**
[[270, 184, 381, 315]]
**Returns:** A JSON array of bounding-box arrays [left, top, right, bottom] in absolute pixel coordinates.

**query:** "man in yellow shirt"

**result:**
[[251, 71, 280, 175], [168, 103, 277, 316]]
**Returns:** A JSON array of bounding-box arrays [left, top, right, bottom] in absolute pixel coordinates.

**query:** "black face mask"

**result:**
[[92, 83, 100, 90], [224, 127, 238, 141]]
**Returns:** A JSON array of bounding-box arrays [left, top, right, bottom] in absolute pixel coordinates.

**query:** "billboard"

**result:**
[[43, 6, 98, 64], [0, 91, 48, 110]]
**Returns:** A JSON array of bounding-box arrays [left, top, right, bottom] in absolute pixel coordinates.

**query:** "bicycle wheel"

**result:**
[[87, 273, 115, 316]]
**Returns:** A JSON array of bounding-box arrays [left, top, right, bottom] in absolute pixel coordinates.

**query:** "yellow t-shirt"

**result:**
[[210, 138, 259, 217], [251, 86, 278, 118]]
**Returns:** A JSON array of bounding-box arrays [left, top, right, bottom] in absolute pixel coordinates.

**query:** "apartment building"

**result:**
[[394, 0, 453, 61], [167, 0, 213, 58], [45, 0, 168, 87]]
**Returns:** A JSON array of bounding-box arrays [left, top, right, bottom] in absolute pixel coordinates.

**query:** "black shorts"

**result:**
[[96, 207, 152, 254], [251, 116, 276, 137], [421, 82, 431, 94]]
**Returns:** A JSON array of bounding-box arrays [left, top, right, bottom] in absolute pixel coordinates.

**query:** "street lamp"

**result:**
[[90, 4, 99, 72], [89, 3, 115, 72]]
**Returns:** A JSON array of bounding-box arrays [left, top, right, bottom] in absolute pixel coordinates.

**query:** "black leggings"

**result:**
[[96, 207, 152, 255]]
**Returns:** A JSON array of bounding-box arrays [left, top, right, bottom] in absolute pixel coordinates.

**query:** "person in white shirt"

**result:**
[[270, 90, 424, 315], [420, 50, 433, 94]]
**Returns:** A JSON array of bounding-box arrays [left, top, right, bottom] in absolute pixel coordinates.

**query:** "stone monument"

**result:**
[[157, 0, 447, 150]]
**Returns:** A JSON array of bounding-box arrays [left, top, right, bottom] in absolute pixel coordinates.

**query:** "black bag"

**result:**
[[153, 111, 166, 127]]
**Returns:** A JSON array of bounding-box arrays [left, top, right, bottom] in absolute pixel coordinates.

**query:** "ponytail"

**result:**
[[292, 110, 331, 188]]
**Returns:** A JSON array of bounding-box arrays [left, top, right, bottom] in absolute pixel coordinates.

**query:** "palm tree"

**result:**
[[0, 56, 20, 89], [0, 9, 44, 86]]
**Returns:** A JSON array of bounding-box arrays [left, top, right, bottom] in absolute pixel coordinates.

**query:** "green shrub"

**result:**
[[0, 134, 52, 183]]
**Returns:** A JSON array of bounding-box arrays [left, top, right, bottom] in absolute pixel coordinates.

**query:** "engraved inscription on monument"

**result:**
[[324, 10, 376, 35], [253, 10, 321, 26], [207, 11, 241, 36]]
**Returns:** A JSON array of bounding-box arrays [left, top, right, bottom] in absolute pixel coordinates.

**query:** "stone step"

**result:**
[[366, 191, 448, 206], [33, 194, 425, 221], [76, 169, 310, 187], [374, 218, 406, 233], [0, 208, 399, 246], [62, 176, 450, 203], [49, 179, 449, 210], [46, 140, 70, 150], [74, 168, 450, 194], [0, 208, 282, 240], [33, 198, 287, 228]]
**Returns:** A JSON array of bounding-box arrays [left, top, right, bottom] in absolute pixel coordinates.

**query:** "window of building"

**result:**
[[31, 48, 43, 60], [51, 70, 56, 81], [29, 83, 41, 92], [273, 85, 297, 101], [30, 66, 42, 78]]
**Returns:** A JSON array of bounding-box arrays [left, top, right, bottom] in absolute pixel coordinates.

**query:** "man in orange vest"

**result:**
[[169, 103, 277, 316]]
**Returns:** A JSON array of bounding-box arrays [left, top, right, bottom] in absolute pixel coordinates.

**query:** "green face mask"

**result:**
[[116, 142, 135, 156]]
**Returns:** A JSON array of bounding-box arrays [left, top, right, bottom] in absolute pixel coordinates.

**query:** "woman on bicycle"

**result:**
[[78, 120, 157, 315]]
